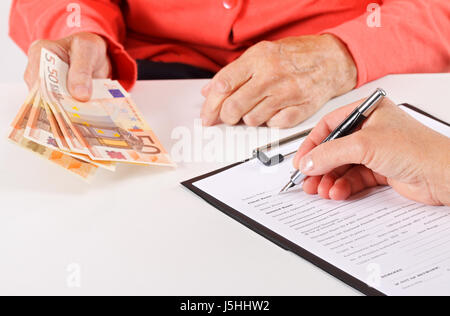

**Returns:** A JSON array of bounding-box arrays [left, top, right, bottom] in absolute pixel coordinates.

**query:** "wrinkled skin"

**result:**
[[24, 32, 110, 101], [201, 34, 357, 128]]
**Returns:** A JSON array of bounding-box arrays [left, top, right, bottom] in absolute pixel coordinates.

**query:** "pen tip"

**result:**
[[279, 182, 295, 194]]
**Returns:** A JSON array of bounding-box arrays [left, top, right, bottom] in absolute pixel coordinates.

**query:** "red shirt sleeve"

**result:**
[[9, 0, 137, 90], [324, 0, 450, 87]]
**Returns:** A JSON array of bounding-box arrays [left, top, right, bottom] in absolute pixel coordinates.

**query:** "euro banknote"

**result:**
[[23, 90, 116, 171], [40, 48, 174, 166], [8, 86, 98, 181], [8, 48, 175, 181]]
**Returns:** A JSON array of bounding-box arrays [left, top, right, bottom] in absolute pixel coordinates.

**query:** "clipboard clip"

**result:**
[[252, 128, 312, 167]]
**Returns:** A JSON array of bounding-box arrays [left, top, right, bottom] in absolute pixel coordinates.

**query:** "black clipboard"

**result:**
[[181, 104, 449, 297]]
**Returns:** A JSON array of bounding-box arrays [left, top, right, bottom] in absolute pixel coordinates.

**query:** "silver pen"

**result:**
[[280, 88, 386, 194]]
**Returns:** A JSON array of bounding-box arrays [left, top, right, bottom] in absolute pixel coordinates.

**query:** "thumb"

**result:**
[[67, 53, 95, 102], [67, 37, 102, 101], [295, 133, 370, 176]]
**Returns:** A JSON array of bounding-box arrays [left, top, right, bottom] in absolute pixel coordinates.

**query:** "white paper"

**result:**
[[193, 107, 450, 296], [400, 105, 450, 137]]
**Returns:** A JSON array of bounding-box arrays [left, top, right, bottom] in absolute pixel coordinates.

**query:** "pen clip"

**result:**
[[253, 128, 312, 167]]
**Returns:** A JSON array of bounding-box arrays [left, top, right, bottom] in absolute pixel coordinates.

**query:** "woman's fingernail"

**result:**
[[300, 155, 314, 173], [74, 85, 89, 99]]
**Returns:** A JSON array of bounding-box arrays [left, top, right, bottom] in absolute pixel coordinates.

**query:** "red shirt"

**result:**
[[9, 0, 450, 90]]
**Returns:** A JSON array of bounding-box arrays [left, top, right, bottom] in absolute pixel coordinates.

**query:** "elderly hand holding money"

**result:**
[[9, 48, 174, 181]]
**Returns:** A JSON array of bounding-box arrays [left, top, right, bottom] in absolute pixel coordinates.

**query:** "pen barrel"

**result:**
[[359, 88, 386, 116], [322, 88, 386, 143], [323, 112, 367, 142], [291, 171, 308, 185]]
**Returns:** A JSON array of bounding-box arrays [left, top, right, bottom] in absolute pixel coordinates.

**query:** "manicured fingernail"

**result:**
[[300, 155, 314, 173], [73, 85, 89, 99]]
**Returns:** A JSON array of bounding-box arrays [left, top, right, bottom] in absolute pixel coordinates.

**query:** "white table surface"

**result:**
[[0, 73, 448, 296]]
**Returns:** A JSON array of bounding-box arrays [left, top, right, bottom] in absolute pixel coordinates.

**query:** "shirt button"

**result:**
[[223, 0, 238, 10]]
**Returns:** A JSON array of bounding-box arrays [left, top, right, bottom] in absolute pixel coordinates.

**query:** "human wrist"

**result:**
[[321, 34, 357, 97], [428, 136, 450, 206]]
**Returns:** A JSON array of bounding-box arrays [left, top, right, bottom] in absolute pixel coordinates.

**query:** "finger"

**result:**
[[266, 104, 316, 129], [302, 176, 322, 195], [317, 172, 339, 199], [293, 100, 363, 167], [92, 56, 111, 79], [329, 165, 387, 200], [24, 40, 70, 90], [67, 36, 105, 101], [24, 42, 41, 89], [201, 81, 212, 97], [242, 96, 283, 127], [302, 165, 350, 196], [24, 60, 39, 90], [220, 79, 268, 125], [219, 79, 266, 125], [201, 58, 253, 126], [297, 131, 371, 176]]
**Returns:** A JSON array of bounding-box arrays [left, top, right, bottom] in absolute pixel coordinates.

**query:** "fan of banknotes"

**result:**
[[8, 48, 175, 181]]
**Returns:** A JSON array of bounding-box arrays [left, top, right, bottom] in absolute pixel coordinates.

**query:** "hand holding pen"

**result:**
[[281, 89, 386, 193], [285, 94, 450, 206]]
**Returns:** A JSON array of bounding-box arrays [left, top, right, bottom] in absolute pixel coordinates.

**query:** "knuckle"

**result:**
[[323, 111, 335, 123], [254, 40, 277, 53], [268, 112, 290, 129], [23, 71, 31, 85], [223, 99, 239, 115], [23, 65, 35, 84], [72, 68, 92, 77], [247, 41, 279, 61], [68, 67, 92, 83], [321, 106, 341, 123], [220, 113, 236, 125], [69, 77, 90, 89], [68, 72, 92, 88], [277, 118, 295, 129], [75, 32, 98, 43], [23, 65, 31, 79], [243, 114, 261, 127], [213, 72, 232, 93], [96, 64, 111, 78], [31, 39, 45, 48], [28, 39, 47, 55], [221, 99, 241, 124], [283, 108, 303, 128], [353, 133, 371, 162], [74, 32, 106, 51]]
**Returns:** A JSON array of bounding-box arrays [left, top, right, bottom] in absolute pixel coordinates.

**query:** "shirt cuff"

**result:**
[[322, 20, 370, 88]]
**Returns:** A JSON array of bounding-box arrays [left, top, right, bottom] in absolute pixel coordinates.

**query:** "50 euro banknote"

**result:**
[[8, 86, 98, 181], [40, 48, 175, 167], [23, 89, 116, 172]]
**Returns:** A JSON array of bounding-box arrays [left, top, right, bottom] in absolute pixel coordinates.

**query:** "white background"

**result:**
[[0, 0, 28, 83]]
